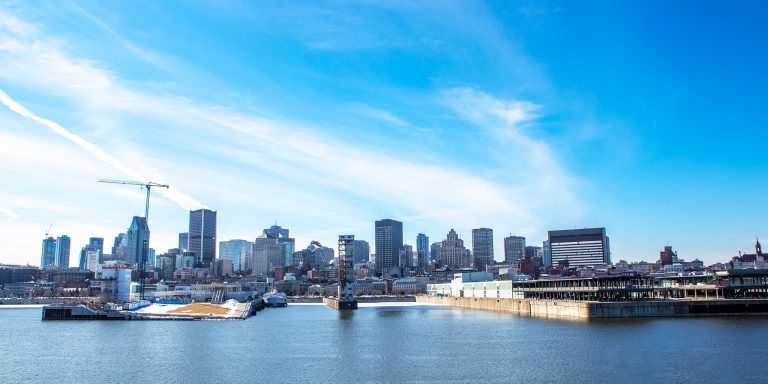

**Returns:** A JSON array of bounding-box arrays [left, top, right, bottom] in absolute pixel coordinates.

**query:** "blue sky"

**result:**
[[1, 1, 767, 266]]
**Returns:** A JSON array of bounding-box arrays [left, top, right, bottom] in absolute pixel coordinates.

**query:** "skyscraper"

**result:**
[[40, 236, 56, 269], [542, 240, 552, 267], [263, 225, 295, 267], [548, 227, 611, 267], [472, 228, 494, 271], [178, 232, 189, 251], [430, 242, 441, 263], [375, 219, 403, 275], [440, 229, 468, 269], [504, 236, 526, 263], [353, 240, 370, 263], [252, 235, 281, 276], [399, 244, 414, 268], [189, 209, 217, 267], [89, 237, 104, 263], [78, 238, 104, 271], [416, 233, 429, 271], [54, 235, 71, 269], [219, 239, 253, 272], [126, 216, 149, 267]]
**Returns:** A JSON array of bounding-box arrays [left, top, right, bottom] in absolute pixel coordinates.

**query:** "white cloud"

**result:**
[[0, 8, 585, 265], [0, 206, 20, 220]]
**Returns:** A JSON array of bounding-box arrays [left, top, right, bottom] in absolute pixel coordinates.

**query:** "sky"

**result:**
[[1, 0, 767, 267]]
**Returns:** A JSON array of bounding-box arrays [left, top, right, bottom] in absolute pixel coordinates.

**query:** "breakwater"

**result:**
[[416, 296, 768, 319]]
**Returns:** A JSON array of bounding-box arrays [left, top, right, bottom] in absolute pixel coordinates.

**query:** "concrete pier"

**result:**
[[324, 297, 358, 310], [416, 296, 768, 319]]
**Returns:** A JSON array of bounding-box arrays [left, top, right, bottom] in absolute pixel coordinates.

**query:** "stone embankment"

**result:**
[[416, 295, 768, 319]]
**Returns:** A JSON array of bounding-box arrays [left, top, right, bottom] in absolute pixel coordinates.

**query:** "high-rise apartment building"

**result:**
[[416, 233, 429, 271], [189, 209, 217, 267], [548, 227, 611, 267], [399, 244, 414, 268], [440, 229, 468, 269], [375, 219, 403, 275], [54, 235, 71, 269], [472, 228, 494, 271], [41, 237, 57, 269], [504, 236, 526, 263]]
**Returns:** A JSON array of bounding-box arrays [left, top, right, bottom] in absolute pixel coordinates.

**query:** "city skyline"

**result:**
[[2, 2, 768, 266]]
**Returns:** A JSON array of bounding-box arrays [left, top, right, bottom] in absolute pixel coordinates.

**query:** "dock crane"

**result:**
[[98, 179, 169, 300]]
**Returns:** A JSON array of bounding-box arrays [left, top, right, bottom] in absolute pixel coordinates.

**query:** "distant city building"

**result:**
[[111, 233, 129, 262], [125, 216, 149, 267], [292, 241, 334, 271], [430, 242, 441, 263], [178, 232, 189, 251], [548, 228, 611, 267], [252, 235, 281, 276], [659, 246, 678, 266], [353, 240, 370, 263], [189, 209, 217, 267], [375, 219, 403, 276], [399, 244, 414, 268], [54, 235, 71, 269], [219, 239, 252, 272], [542, 240, 552, 267], [40, 237, 57, 269], [504, 236, 526, 263], [416, 234, 429, 271], [525, 246, 542, 261], [78, 237, 104, 271], [441, 229, 468, 269], [472, 228, 494, 271], [263, 225, 295, 267]]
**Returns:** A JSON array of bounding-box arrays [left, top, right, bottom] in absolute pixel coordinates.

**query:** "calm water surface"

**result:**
[[1, 304, 766, 383]]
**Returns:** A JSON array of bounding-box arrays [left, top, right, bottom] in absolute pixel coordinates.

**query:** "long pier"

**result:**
[[417, 296, 768, 319]]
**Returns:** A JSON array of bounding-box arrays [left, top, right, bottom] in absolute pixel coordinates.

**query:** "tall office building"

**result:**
[[78, 238, 104, 271], [399, 244, 414, 268], [54, 235, 71, 269], [542, 240, 552, 267], [504, 236, 526, 263], [375, 219, 403, 275], [112, 233, 129, 261], [178, 232, 189, 251], [189, 209, 217, 267], [548, 227, 611, 267], [219, 239, 253, 272], [263, 225, 295, 267], [126, 216, 149, 267], [440, 229, 468, 269], [430, 242, 441, 263], [252, 235, 281, 276], [525, 246, 542, 261], [89, 237, 104, 263], [472, 228, 494, 271], [41, 236, 57, 269], [353, 240, 370, 263], [416, 233, 429, 271]]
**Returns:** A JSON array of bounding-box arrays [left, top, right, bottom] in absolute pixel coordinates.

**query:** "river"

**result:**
[[1, 303, 766, 383]]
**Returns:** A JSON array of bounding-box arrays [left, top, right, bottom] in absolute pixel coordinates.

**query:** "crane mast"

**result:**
[[98, 179, 169, 301]]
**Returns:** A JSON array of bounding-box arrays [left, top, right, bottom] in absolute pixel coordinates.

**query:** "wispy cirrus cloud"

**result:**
[[0, 6, 585, 265]]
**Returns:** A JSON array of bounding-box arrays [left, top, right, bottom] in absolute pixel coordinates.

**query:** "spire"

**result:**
[[756, 237, 763, 257]]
